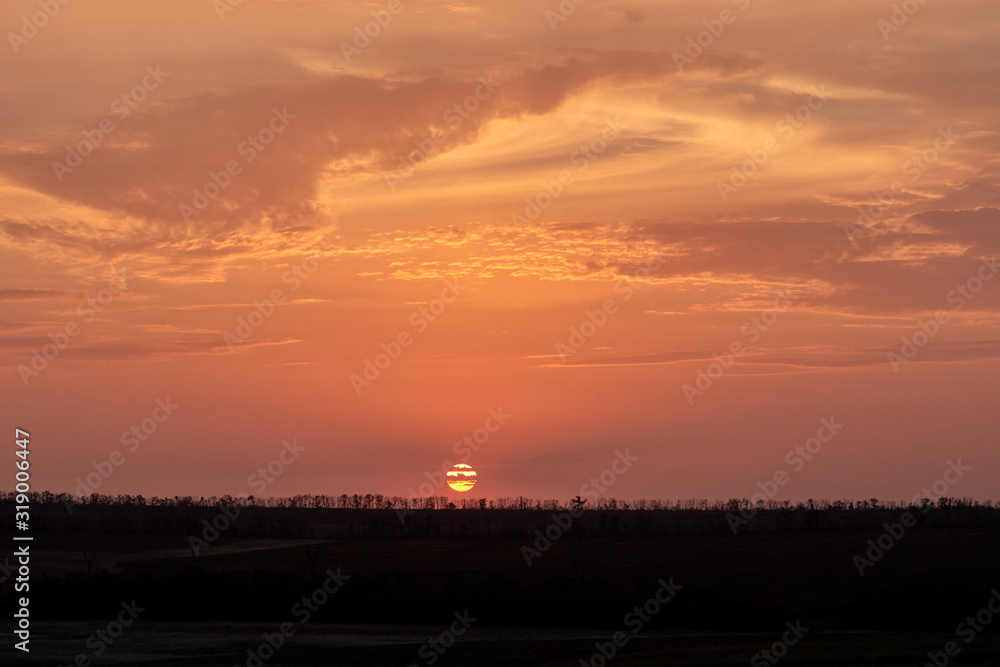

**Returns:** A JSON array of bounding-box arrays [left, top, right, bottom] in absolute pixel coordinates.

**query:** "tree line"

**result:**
[[3, 489, 996, 512]]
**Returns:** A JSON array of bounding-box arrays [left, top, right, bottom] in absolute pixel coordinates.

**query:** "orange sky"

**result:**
[[2, 0, 999, 503]]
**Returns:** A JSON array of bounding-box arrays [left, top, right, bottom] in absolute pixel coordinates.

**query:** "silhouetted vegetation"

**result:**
[[3, 491, 998, 640], [12, 489, 997, 512], [4, 490, 997, 539]]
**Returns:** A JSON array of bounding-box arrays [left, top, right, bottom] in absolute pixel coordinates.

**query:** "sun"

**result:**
[[446, 463, 477, 492]]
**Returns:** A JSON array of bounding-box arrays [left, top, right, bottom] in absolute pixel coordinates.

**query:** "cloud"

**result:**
[[547, 341, 1000, 371], [0, 288, 84, 301], [0, 335, 301, 365], [0, 54, 682, 226], [278, 215, 1000, 316]]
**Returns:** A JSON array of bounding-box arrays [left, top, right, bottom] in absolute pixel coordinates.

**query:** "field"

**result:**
[[4, 501, 999, 665]]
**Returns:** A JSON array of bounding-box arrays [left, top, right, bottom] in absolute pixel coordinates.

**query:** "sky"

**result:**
[[2, 0, 999, 504]]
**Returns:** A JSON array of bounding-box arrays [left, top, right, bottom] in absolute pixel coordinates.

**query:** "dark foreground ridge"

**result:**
[[3, 492, 999, 665]]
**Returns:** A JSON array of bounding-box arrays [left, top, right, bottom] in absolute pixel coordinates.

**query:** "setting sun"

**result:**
[[446, 464, 477, 492]]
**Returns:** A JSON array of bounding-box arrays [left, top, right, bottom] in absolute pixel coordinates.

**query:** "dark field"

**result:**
[[16, 625, 1000, 666], [4, 500, 1000, 665]]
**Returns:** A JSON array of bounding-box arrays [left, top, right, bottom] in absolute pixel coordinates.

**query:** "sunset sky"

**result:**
[[2, 0, 999, 503]]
